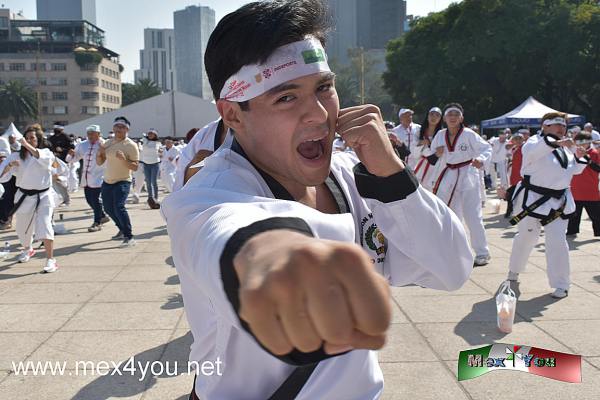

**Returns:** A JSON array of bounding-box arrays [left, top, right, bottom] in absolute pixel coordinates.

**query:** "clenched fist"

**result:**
[[337, 105, 404, 177], [234, 230, 391, 356]]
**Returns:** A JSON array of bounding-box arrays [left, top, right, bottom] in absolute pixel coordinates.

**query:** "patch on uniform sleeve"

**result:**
[[360, 213, 387, 264]]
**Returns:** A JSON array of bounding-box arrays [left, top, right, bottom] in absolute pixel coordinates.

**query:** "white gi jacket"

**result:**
[[66, 139, 105, 188], [160, 146, 180, 173], [412, 130, 443, 191], [430, 127, 491, 205], [161, 140, 473, 400], [392, 123, 421, 168], [489, 137, 510, 163], [512, 133, 588, 219], [173, 119, 233, 192]]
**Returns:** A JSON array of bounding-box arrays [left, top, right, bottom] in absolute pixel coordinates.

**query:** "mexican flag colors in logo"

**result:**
[[458, 343, 581, 383]]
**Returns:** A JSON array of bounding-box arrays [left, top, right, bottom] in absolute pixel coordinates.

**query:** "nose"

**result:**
[[301, 94, 329, 126]]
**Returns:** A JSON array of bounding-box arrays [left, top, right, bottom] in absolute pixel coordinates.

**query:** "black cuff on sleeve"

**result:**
[[353, 162, 419, 202], [219, 217, 337, 366], [426, 153, 439, 165], [589, 161, 600, 173], [576, 155, 591, 165], [543, 133, 560, 148]]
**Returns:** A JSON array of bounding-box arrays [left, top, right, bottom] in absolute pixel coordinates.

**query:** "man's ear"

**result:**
[[217, 100, 244, 134]]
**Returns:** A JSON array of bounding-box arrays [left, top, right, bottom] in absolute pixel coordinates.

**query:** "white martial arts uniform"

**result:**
[[67, 159, 79, 192], [160, 145, 180, 193], [66, 139, 105, 189], [508, 133, 588, 290], [489, 137, 510, 189], [161, 140, 473, 400], [0, 149, 55, 249], [132, 142, 145, 198], [431, 126, 492, 257], [392, 123, 421, 168], [411, 130, 443, 191], [173, 119, 233, 192]]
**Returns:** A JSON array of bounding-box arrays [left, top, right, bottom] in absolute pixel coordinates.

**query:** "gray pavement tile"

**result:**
[[141, 373, 194, 400], [391, 280, 486, 297], [113, 266, 178, 282], [0, 332, 53, 370], [0, 373, 145, 400], [379, 324, 438, 362], [395, 294, 524, 324], [27, 330, 172, 367], [535, 320, 600, 357], [128, 253, 172, 266], [380, 362, 468, 400], [469, 272, 559, 295], [25, 266, 122, 283], [587, 357, 600, 370], [446, 359, 600, 400], [570, 271, 600, 292], [0, 282, 105, 304], [529, 255, 600, 272], [58, 252, 138, 267], [90, 281, 181, 303], [62, 302, 183, 331], [416, 322, 572, 361], [515, 289, 600, 321], [0, 303, 80, 332]]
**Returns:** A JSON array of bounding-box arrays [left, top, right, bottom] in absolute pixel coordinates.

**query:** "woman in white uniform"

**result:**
[[413, 107, 443, 191], [0, 128, 58, 272]]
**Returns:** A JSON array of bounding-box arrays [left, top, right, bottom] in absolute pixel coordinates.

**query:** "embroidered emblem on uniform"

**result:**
[[360, 213, 387, 264], [459, 144, 468, 151]]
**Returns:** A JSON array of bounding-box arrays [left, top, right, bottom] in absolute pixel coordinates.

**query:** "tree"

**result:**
[[0, 80, 38, 124], [122, 78, 161, 106], [383, 0, 600, 126]]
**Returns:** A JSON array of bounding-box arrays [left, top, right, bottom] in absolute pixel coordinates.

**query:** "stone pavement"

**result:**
[[0, 188, 598, 399]]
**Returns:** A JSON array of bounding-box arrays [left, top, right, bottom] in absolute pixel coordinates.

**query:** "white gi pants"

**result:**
[[508, 216, 570, 290], [450, 187, 490, 257], [132, 166, 145, 196], [68, 163, 79, 192], [161, 166, 176, 193], [494, 160, 508, 189], [15, 204, 54, 249]]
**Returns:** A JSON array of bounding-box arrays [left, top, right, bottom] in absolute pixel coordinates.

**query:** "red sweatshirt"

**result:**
[[509, 144, 523, 187], [571, 148, 600, 201]]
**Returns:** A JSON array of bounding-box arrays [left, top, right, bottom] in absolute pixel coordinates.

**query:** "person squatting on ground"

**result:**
[[432, 103, 492, 266], [96, 116, 139, 247], [506, 112, 589, 299], [161, 1, 473, 399], [66, 124, 109, 232], [0, 127, 58, 272]]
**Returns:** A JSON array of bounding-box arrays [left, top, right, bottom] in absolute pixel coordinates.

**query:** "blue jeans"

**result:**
[[143, 162, 160, 200], [84, 186, 106, 224], [101, 181, 132, 239]]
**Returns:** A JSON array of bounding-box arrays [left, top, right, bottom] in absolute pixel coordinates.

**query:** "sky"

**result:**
[[2, 0, 461, 83]]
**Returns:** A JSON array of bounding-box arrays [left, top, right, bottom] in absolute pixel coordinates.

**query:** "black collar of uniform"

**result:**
[[213, 119, 225, 151], [230, 138, 349, 213], [553, 147, 568, 169]]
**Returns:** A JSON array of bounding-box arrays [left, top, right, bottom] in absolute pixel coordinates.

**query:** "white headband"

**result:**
[[543, 117, 566, 127], [444, 107, 463, 117], [219, 37, 331, 102]]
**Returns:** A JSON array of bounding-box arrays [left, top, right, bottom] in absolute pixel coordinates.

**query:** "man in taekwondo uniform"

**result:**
[[431, 103, 493, 266], [506, 112, 589, 298], [489, 128, 511, 190], [161, 1, 473, 399], [392, 108, 421, 168]]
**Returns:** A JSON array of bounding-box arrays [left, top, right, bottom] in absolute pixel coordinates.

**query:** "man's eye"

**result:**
[[318, 83, 333, 92], [276, 95, 295, 103]]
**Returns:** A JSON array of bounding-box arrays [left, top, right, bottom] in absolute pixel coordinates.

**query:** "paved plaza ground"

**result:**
[[0, 187, 598, 399]]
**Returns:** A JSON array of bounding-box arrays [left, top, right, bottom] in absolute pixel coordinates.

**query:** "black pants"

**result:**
[[0, 176, 17, 223], [84, 186, 106, 224], [567, 200, 600, 236]]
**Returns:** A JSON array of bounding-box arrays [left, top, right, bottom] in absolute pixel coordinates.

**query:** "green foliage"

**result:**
[[0, 80, 38, 123], [330, 49, 394, 120], [383, 0, 600, 125], [122, 78, 161, 106], [74, 51, 103, 68]]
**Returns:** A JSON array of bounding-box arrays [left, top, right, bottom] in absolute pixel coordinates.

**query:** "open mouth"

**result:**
[[297, 137, 326, 161]]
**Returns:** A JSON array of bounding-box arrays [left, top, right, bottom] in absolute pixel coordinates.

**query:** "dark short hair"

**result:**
[[574, 132, 592, 141], [205, 0, 331, 103], [443, 103, 464, 115], [114, 116, 131, 125]]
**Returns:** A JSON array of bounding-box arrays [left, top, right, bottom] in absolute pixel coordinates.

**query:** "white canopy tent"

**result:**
[[481, 96, 585, 129], [64, 91, 220, 138]]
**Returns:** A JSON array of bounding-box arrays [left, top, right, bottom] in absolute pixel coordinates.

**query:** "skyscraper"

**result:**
[[36, 0, 96, 25], [326, 0, 406, 64], [134, 29, 177, 92], [173, 5, 215, 99]]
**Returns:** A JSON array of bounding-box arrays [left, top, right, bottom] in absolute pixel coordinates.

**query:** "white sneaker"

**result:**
[[18, 248, 35, 263], [474, 254, 491, 266], [120, 237, 136, 247], [132, 194, 140, 204], [507, 271, 519, 282], [43, 258, 58, 273], [551, 288, 568, 299]]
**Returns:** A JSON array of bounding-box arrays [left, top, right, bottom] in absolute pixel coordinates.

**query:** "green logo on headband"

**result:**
[[302, 49, 326, 64]]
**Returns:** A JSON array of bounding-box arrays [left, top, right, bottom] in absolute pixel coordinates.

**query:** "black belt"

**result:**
[[509, 176, 566, 226], [8, 187, 50, 217]]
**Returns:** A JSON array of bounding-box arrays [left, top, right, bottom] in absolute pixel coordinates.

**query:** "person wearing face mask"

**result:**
[[413, 107, 443, 191], [140, 129, 162, 209], [506, 112, 589, 298], [431, 103, 492, 266], [160, 2, 473, 399]]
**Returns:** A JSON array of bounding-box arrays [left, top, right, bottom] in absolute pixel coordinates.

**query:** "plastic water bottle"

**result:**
[[0, 241, 9, 259]]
